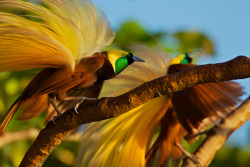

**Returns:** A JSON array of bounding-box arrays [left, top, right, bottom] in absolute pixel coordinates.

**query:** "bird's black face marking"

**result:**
[[126, 53, 134, 65], [185, 53, 192, 64]]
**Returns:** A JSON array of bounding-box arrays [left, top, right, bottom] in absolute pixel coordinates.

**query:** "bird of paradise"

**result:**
[[0, 0, 144, 135], [76, 45, 243, 167]]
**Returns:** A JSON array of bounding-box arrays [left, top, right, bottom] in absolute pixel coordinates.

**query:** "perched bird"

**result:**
[[0, 0, 144, 135], [76, 45, 243, 167]]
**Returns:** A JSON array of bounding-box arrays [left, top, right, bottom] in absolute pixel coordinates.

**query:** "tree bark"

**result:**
[[19, 56, 250, 167]]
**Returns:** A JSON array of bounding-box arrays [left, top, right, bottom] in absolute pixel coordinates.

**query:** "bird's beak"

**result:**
[[133, 56, 145, 62]]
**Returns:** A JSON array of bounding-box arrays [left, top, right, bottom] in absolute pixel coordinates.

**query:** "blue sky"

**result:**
[[92, 0, 250, 146]]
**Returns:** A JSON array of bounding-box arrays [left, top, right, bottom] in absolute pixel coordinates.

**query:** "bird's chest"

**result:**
[[96, 59, 116, 80]]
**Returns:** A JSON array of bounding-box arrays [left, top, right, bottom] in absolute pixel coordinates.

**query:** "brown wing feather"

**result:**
[[34, 56, 105, 98], [168, 64, 244, 133], [0, 98, 22, 135], [18, 94, 49, 120], [0, 54, 107, 134], [146, 63, 244, 166], [45, 80, 105, 123], [21, 55, 105, 100], [146, 107, 187, 167]]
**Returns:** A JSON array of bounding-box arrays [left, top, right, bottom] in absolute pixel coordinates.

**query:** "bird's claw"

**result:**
[[74, 97, 97, 114], [74, 104, 80, 114], [188, 155, 200, 166], [52, 113, 62, 124], [174, 142, 201, 166], [65, 96, 97, 101]]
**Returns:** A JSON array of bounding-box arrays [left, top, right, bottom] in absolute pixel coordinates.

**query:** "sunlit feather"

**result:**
[[76, 45, 171, 167], [0, 0, 115, 71], [76, 45, 243, 167]]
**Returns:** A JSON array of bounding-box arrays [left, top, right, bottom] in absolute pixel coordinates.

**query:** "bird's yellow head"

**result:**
[[170, 53, 192, 65], [107, 50, 145, 75]]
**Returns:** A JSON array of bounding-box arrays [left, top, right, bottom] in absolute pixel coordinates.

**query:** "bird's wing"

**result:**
[[15, 74, 104, 122], [0, 0, 115, 72], [22, 68, 77, 98], [22, 55, 105, 99], [45, 80, 105, 123], [168, 64, 244, 134], [17, 55, 105, 121]]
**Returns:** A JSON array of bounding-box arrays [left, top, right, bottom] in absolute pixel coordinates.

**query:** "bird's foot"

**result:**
[[52, 113, 62, 124], [49, 97, 63, 124], [64, 96, 97, 114], [64, 96, 97, 101], [74, 100, 83, 114], [174, 142, 201, 166], [72, 97, 97, 114], [187, 154, 200, 166]]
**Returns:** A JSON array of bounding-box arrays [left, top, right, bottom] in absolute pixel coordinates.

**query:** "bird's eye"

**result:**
[[126, 53, 133, 58]]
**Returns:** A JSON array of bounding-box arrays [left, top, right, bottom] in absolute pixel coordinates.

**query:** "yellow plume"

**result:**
[[0, 0, 115, 72], [77, 45, 243, 167], [76, 45, 171, 167]]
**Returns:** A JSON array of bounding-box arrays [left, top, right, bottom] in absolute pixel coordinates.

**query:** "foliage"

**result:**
[[112, 21, 214, 55], [211, 145, 250, 167]]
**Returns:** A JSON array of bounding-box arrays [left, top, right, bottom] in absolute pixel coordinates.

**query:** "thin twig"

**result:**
[[0, 128, 81, 148], [0, 128, 39, 148]]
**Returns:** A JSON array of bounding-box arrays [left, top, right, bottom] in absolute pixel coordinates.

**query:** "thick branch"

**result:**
[[20, 56, 250, 167], [182, 95, 250, 167]]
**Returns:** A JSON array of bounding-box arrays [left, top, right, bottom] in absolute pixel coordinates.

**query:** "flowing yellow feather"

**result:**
[[77, 45, 243, 167], [76, 45, 171, 167], [0, 0, 115, 72]]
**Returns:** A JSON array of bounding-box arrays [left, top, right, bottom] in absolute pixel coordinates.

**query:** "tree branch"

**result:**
[[0, 128, 81, 148], [19, 56, 250, 167], [0, 128, 39, 148], [182, 95, 250, 167]]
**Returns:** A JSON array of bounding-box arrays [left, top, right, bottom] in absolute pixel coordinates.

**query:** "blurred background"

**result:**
[[0, 0, 249, 166]]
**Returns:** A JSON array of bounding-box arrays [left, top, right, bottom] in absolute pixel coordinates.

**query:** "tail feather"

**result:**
[[18, 94, 49, 121], [0, 98, 21, 135]]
